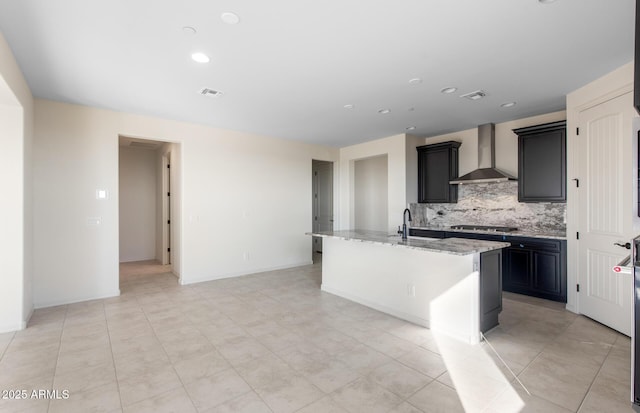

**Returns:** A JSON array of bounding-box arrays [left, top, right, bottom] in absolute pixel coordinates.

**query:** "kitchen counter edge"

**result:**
[[308, 230, 510, 256]]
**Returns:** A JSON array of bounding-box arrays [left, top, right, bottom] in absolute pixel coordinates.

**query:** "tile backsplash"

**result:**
[[410, 181, 566, 232]]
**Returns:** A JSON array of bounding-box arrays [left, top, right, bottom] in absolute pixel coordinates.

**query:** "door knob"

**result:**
[[614, 242, 631, 250]]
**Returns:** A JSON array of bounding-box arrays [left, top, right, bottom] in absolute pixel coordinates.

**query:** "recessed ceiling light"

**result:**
[[500, 102, 517, 108], [440, 87, 457, 94], [221, 12, 240, 24], [182, 26, 197, 36], [191, 52, 210, 63], [344, 104, 355, 109], [406, 126, 416, 131], [378, 109, 391, 114], [409, 78, 422, 84], [538, 0, 557, 3]]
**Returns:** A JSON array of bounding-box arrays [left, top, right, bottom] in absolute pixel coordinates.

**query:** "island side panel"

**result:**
[[321, 236, 481, 344]]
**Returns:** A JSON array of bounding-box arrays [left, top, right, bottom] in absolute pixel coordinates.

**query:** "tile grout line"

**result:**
[[276, 324, 430, 410], [481, 331, 530, 396], [574, 335, 617, 413], [140, 282, 278, 412], [104, 296, 125, 413], [218, 276, 356, 410], [47, 304, 69, 413], [190, 286, 277, 413], [495, 313, 613, 412], [0, 331, 17, 363], [137, 287, 200, 412], [255, 270, 433, 410], [506, 312, 578, 378]]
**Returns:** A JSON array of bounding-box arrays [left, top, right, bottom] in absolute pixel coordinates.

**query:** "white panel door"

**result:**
[[577, 91, 635, 336], [313, 161, 333, 253]]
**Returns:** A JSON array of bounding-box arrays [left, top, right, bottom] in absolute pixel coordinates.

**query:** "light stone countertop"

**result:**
[[308, 229, 510, 256], [410, 226, 567, 240]]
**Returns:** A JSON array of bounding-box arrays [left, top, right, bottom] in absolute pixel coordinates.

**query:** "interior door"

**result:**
[[577, 91, 635, 336], [160, 153, 172, 265], [166, 153, 171, 265], [312, 160, 333, 255]]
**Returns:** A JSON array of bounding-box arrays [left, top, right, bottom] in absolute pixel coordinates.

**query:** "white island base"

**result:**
[[321, 236, 486, 344]]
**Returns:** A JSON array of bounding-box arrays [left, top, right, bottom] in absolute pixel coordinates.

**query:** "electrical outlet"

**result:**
[[243, 252, 249, 261], [407, 284, 416, 297]]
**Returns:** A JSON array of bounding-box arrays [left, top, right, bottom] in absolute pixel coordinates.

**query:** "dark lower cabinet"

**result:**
[[409, 229, 567, 303], [480, 249, 502, 333], [504, 248, 531, 289], [408, 228, 447, 239], [532, 251, 562, 294], [503, 239, 566, 302]]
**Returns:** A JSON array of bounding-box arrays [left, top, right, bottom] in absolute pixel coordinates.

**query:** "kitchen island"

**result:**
[[309, 230, 509, 344]]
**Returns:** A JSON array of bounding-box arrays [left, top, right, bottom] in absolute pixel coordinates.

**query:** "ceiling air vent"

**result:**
[[199, 88, 223, 97], [460, 90, 487, 101]]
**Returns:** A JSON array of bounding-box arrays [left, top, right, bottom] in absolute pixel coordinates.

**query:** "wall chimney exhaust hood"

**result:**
[[449, 123, 517, 184]]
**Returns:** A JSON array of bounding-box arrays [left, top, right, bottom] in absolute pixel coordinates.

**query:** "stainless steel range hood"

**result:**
[[449, 123, 517, 184]]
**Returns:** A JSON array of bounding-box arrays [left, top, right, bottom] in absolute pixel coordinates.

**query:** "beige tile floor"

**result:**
[[0, 261, 633, 412]]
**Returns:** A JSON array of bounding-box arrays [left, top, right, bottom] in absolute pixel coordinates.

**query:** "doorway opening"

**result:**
[[353, 154, 388, 231], [118, 136, 180, 287], [312, 160, 333, 263]]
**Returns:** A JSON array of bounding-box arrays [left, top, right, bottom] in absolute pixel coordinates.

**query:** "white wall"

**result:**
[[33, 99, 338, 307], [119, 145, 158, 262], [354, 155, 388, 231], [0, 103, 25, 332], [0, 32, 34, 332], [339, 134, 414, 232], [423, 110, 566, 177], [405, 134, 422, 205], [167, 144, 181, 274]]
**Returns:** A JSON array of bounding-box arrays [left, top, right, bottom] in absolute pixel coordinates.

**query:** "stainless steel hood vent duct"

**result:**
[[449, 123, 517, 184]]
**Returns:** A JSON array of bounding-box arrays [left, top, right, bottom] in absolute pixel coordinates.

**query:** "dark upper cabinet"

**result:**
[[417, 141, 461, 203], [513, 121, 566, 202]]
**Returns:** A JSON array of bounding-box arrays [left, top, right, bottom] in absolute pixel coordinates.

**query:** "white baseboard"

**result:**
[[34, 289, 121, 309], [22, 306, 34, 329], [0, 306, 35, 333], [181, 261, 314, 285], [0, 322, 23, 334]]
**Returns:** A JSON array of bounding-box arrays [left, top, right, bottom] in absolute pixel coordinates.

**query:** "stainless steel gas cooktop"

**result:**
[[449, 225, 518, 233]]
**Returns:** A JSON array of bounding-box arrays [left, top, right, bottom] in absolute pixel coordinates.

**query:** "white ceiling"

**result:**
[[0, 0, 634, 147]]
